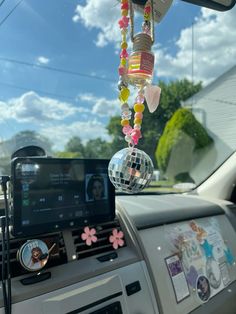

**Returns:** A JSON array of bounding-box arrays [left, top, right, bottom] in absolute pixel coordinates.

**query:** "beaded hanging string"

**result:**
[[118, 0, 133, 144], [118, 0, 155, 147], [108, 0, 155, 194], [130, 0, 154, 146]]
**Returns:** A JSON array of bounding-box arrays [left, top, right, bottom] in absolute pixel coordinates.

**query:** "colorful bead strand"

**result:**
[[131, 92, 145, 145], [142, 0, 152, 35], [118, 0, 133, 145], [118, 0, 154, 147]]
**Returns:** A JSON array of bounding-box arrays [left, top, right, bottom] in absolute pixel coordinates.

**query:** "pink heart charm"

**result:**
[[144, 84, 161, 113]]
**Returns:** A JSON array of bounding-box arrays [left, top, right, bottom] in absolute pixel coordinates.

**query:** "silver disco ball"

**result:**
[[108, 147, 154, 194]]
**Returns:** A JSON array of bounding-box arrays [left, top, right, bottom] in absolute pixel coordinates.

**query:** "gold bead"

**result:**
[[121, 119, 129, 126], [121, 42, 128, 49], [119, 87, 130, 102], [120, 58, 126, 66], [134, 103, 145, 112], [134, 118, 142, 125]]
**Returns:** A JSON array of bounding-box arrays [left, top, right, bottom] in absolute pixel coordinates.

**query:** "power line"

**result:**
[[0, 0, 6, 8], [0, 56, 116, 83], [0, 0, 23, 27], [0, 81, 77, 102]]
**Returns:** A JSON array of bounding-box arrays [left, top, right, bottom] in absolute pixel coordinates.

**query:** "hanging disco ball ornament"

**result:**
[[108, 147, 153, 194], [108, 0, 158, 194]]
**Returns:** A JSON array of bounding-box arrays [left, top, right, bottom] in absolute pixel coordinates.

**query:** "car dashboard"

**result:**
[[0, 194, 236, 313]]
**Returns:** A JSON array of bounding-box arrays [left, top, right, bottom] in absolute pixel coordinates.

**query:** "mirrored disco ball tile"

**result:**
[[108, 147, 154, 194]]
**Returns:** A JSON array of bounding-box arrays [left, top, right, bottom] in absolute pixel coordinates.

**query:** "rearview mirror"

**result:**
[[133, 0, 236, 21], [181, 0, 236, 11]]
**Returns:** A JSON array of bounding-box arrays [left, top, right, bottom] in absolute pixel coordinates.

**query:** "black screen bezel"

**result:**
[[10, 157, 115, 237]]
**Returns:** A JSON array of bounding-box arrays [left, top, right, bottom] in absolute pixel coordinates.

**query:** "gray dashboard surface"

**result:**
[[190, 280, 236, 314], [117, 194, 224, 229]]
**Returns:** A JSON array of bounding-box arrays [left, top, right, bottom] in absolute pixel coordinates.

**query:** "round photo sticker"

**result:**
[[196, 275, 211, 302], [206, 258, 221, 289], [18, 239, 49, 272]]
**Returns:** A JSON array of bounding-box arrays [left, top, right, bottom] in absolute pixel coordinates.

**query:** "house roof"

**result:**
[[185, 65, 236, 107]]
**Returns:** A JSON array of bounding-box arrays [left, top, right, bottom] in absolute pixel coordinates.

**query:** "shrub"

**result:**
[[155, 108, 213, 180]]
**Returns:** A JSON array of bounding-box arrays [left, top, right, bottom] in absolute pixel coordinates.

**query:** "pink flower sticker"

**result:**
[[109, 229, 124, 250], [81, 226, 97, 246]]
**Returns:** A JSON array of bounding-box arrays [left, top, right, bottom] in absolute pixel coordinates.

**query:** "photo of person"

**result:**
[[20, 240, 49, 272], [86, 174, 108, 201], [196, 275, 211, 302], [27, 246, 48, 270]]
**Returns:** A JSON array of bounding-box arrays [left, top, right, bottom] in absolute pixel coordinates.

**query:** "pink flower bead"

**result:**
[[121, 16, 129, 28], [122, 125, 133, 135], [134, 112, 143, 119], [135, 94, 145, 104], [132, 128, 141, 138], [118, 18, 125, 29], [132, 135, 139, 145], [121, 2, 129, 10], [118, 67, 127, 76], [131, 129, 141, 145], [145, 6, 151, 14], [118, 16, 129, 29], [120, 49, 128, 59]]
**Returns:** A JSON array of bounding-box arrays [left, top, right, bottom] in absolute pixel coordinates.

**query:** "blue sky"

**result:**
[[0, 0, 235, 152]]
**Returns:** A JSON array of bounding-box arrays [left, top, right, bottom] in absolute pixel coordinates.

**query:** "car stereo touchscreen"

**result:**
[[11, 157, 115, 237]]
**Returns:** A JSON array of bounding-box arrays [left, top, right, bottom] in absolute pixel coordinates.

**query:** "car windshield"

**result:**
[[0, 0, 235, 194]]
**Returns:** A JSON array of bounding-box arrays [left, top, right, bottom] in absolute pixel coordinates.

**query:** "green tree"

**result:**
[[106, 116, 125, 156], [55, 151, 82, 158], [107, 79, 202, 165], [65, 136, 85, 157], [155, 108, 213, 182], [84, 138, 113, 159], [62, 137, 113, 159]]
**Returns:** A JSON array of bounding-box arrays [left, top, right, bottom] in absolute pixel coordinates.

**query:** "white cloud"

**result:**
[[37, 56, 50, 65], [73, 1, 236, 84], [41, 120, 110, 150], [79, 93, 120, 116], [154, 6, 236, 84], [0, 101, 11, 120], [73, 0, 120, 47], [0, 91, 88, 124]]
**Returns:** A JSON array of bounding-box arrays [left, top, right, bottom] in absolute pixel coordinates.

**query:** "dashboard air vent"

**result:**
[[0, 232, 67, 279], [72, 220, 126, 260]]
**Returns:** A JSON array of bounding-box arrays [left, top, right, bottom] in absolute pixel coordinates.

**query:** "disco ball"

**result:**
[[108, 147, 154, 194]]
